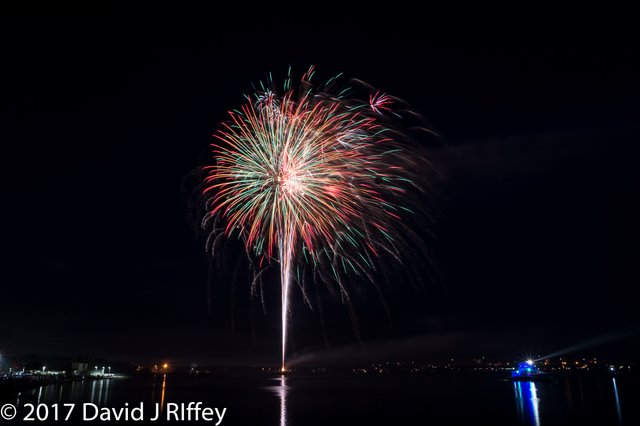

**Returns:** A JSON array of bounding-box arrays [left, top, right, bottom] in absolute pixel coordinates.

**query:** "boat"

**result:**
[[510, 360, 551, 381]]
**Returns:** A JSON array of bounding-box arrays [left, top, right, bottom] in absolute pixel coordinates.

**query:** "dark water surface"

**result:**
[[10, 372, 636, 425]]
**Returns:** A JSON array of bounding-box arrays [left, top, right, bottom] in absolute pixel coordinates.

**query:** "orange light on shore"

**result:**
[[163, 363, 169, 370]]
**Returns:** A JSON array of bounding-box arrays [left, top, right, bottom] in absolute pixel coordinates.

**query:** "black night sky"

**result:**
[[2, 14, 639, 366]]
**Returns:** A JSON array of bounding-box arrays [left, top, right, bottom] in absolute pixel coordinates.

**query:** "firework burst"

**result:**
[[203, 67, 434, 370]]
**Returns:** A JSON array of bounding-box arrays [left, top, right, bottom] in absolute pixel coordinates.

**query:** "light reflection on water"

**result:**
[[513, 376, 628, 426], [16, 379, 113, 406], [513, 381, 541, 426], [266, 375, 289, 426], [279, 376, 287, 426], [160, 374, 167, 415], [612, 378, 622, 423], [10, 373, 630, 425]]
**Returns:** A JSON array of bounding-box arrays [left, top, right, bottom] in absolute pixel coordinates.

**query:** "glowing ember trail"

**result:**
[[203, 67, 431, 370]]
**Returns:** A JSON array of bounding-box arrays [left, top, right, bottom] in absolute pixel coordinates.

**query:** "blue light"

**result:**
[[513, 381, 541, 426], [612, 378, 622, 422], [512, 361, 540, 378]]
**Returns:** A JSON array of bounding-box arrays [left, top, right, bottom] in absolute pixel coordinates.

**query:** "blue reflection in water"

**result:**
[[612, 378, 622, 423], [514, 381, 541, 426]]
